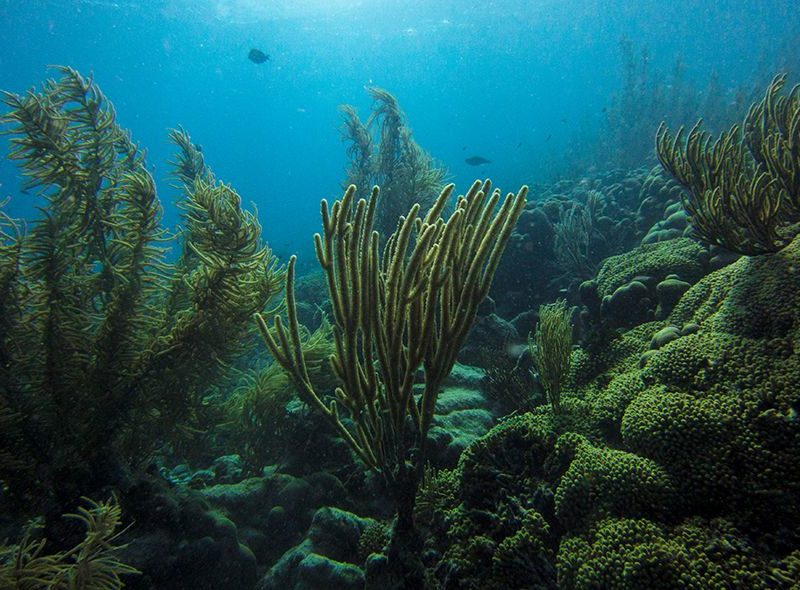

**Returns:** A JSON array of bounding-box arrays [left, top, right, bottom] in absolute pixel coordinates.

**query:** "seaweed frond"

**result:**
[[529, 300, 573, 414], [127, 175, 284, 449], [168, 125, 210, 187]]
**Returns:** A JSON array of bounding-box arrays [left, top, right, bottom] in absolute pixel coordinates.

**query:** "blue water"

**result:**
[[1, 0, 796, 259]]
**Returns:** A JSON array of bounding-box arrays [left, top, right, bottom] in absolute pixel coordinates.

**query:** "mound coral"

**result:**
[[427, 235, 800, 589], [558, 517, 791, 590]]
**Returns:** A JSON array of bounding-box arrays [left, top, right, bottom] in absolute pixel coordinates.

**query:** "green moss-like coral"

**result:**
[[621, 389, 741, 509], [571, 322, 655, 387], [640, 331, 733, 390], [436, 412, 561, 589], [457, 412, 558, 510], [554, 433, 675, 530], [491, 510, 556, 590], [595, 237, 706, 298], [619, 240, 800, 527], [586, 371, 650, 440], [430, 234, 800, 589], [559, 517, 794, 590], [444, 505, 557, 590], [671, 236, 800, 338]]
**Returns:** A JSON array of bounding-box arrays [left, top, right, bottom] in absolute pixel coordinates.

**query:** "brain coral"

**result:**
[[554, 433, 675, 530], [595, 237, 707, 299]]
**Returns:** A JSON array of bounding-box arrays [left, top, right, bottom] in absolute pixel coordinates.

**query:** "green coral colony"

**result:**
[[0, 62, 799, 590]]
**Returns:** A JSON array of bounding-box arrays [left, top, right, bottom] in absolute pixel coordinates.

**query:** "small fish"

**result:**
[[545, 134, 551, 142], [465, 156, 491, 166], [560, 118, 567, 123], [505, 342, 528, 359], [516, 141, 522, 148], [248, 48, 270, 64]]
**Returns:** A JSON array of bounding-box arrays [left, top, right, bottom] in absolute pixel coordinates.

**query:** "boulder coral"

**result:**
[[429, 234, 800, 589]]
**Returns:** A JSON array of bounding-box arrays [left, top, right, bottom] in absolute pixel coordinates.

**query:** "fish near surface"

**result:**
[[465, 156, 491, 166]]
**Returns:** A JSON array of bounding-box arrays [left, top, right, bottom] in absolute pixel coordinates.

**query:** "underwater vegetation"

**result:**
[[657, 74, 800, 254], [0, 497, 138, 589], [0, 66, 281, 523], [257, 179, 526, 585], [222, 316, 337, 475], [0, 63, 799, 590], [529, 300, 573, 414], [339, 87, 447, 238]]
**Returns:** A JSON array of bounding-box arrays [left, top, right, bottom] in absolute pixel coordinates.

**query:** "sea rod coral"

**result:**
[[257, 179, 526, 586]]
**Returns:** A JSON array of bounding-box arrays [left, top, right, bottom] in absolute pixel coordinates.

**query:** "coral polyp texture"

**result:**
[[423, 233, 800, 590]]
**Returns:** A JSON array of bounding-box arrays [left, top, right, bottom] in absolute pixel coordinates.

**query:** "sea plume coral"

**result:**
[[0, 497, 138, 589], [0, 67, 282, 514], [340, 87, 447, 237], [257, 179, 526, 586]]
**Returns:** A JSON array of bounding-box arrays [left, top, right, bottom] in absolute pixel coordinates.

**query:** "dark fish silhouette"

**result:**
[[465, 156, 491, 166], [248, 48, 270, 64]]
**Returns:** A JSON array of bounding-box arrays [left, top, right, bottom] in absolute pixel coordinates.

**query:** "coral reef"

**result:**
[[421, 233, 800, 589], [491, 165, 687, 321], [2, 61, 799, 590]]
